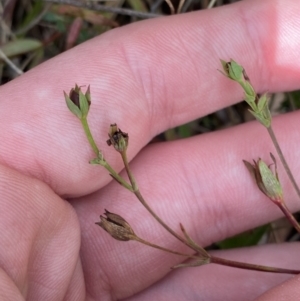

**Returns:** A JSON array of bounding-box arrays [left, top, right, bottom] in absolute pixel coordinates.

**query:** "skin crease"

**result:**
[[0, 0, 300, 300]]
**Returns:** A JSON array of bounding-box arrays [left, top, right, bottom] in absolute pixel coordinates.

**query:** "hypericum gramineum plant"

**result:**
[[64, 61, 300, 276]]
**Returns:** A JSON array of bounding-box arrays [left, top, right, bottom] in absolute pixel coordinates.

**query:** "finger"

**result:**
[[0, 164, 82, 300], [72, 111, 300, 298], [0, 0, 299, 196], [123, 243, 300, 301], [63, 260, 85, 301]]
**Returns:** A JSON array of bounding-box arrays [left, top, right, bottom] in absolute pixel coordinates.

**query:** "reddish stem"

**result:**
[[211, 256, 300, 275]]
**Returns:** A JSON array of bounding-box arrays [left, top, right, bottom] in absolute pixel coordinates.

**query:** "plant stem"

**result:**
[[134, 236, 199, 259], [267, 125, 300, 200], [276, 201, 300, 233], [120, 151, 138, 191], [210, 256, 300, 275], [102, 159, 133, 192], [120, 150, 198, 252], [81, 117, 100, 156], [134, 189, 195, 250]]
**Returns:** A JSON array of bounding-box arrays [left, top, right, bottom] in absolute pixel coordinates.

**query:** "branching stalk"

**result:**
[[81, 118, 133, 191], [65, 83, 300, 277], [102, 160, 133, 192], [120, 150, 198, 252]]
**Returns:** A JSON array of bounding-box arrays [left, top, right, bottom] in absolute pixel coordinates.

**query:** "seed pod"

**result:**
[[106, 124, 129, 153], [96, 210, 136, 241], [64, 84, 91, 119]]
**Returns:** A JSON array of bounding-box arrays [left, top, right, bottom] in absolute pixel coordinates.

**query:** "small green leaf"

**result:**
[[85, 85, 91, 104], [89, 155, 106, 166], [257, 94, 268, 111], [220, 59, 230, 77], [89, 157, 101, 165]]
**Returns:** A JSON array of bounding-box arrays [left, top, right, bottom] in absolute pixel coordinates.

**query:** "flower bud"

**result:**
[[220, 59, 244, 82], [96, 210, 136, 241], [64, 84, 91, 119], [244, 155, 283, 202], [106, 124, 128, 153]]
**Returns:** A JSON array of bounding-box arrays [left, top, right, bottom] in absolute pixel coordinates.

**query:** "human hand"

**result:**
[[0, 0, 300, 300]]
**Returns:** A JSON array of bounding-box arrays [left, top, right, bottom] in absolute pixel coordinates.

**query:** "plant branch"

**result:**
[[103, 159, 133, 192], [134, 236, 199, 259], [81, 118, 133, 191]]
